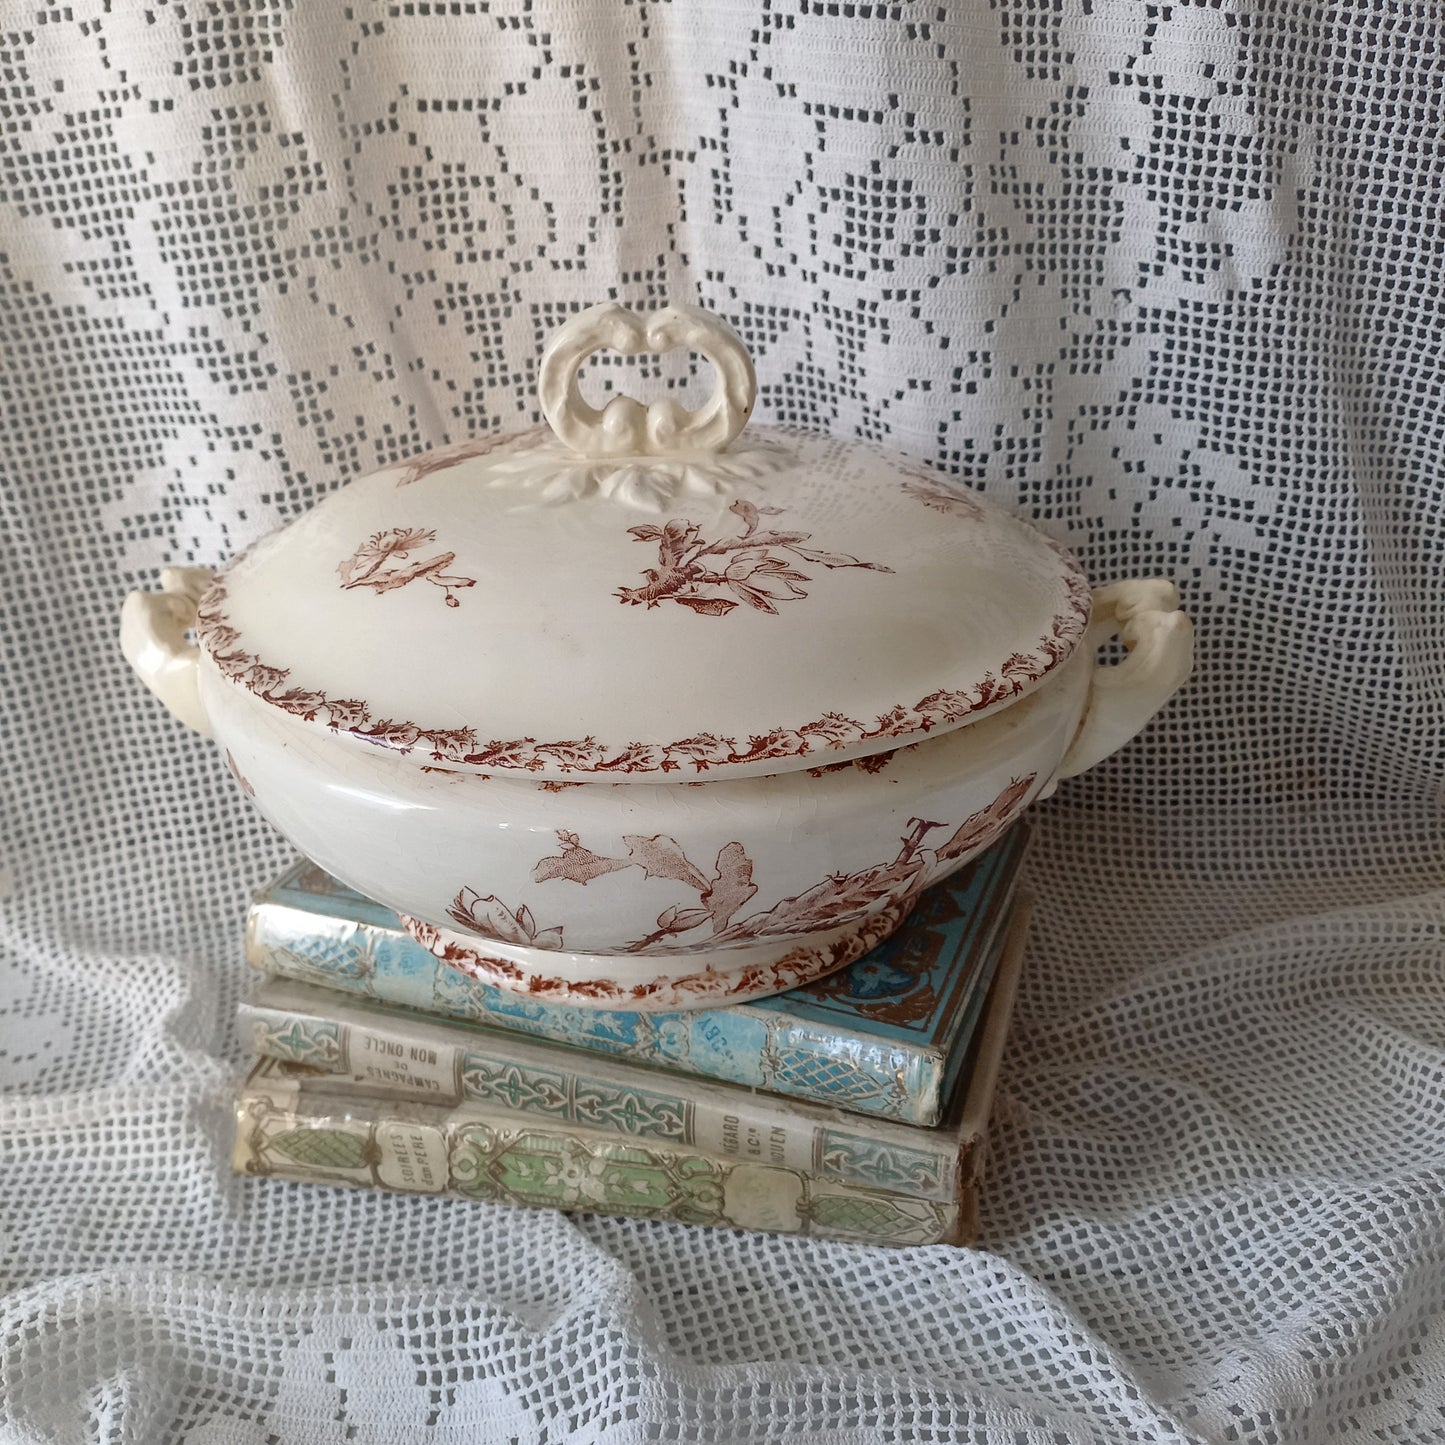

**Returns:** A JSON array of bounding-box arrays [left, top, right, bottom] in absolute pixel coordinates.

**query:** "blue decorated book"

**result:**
[[244, 825, 1027, 1126]]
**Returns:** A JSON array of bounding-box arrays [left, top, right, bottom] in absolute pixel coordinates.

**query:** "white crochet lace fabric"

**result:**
[[2, 4, 1443, 1441]]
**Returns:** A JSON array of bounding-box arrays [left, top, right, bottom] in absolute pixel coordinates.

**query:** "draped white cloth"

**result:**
[[3, 3, 1442, 1440]]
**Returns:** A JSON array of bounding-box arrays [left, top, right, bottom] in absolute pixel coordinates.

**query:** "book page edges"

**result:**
[[944, 891, 1034, 1246]]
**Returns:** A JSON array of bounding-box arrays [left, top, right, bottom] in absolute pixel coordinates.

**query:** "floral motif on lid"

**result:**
[[194, 304, 1094, 782]]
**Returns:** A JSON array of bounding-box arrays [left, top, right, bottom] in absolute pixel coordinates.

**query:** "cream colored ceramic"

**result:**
[[121, 302, 1193, 1008]]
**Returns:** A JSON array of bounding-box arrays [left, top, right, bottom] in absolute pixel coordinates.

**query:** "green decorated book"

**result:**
[[244, 826, 1027, 1126], [232, 897, 1031, 1245]]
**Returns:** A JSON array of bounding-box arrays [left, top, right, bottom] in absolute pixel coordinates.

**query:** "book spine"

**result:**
[[233, 1075, 963, 1246], [239, 994, 960, 1199], [245, 903, 939, 1124]]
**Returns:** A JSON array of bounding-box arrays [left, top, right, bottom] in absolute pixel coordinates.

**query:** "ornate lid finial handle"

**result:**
[[537, 302, 756, 458]]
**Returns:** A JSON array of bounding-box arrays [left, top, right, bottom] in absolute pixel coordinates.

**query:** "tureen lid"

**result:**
[[197, 303, 1092, 782]]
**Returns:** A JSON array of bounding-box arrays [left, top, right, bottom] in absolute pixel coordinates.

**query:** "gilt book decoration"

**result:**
[[244, 826, 1028, 1127]]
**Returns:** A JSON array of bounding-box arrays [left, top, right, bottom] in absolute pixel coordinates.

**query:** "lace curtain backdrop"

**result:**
[[2, 2, 1443, 1441]]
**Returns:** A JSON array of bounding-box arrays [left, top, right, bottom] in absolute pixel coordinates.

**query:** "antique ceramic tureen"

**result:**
[[121, 303, 1192, 1009]]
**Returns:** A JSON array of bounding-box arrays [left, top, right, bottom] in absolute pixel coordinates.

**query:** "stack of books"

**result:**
[[231, 827, 1033, 1246]]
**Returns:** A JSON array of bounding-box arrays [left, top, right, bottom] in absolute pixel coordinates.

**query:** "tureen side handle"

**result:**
[[1052, 579, 1193, 782], [119, 566, 215, 737]]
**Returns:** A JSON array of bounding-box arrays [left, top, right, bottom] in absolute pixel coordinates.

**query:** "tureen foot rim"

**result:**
[[398, 892, 921, 1011]]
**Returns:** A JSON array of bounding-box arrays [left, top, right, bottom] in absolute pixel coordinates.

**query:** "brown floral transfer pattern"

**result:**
[[401, 888, 920, 1008], [194, 545, 1089, 774], [438, 773, 1036, 958], [900, 475, 985, 521], [224, 749, 255, 797], [337, 527, 477, 609], [806, 751, 896, 778], [447, 891, 565, 951], [616, 498, 892, 616], [393, 426, 547, 487]]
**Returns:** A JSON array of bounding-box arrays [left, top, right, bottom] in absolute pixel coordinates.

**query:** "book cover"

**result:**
[[245, 826, 1026, 1126], [233, 897, 1032, 1246], [240, 922, 1006, 1199]]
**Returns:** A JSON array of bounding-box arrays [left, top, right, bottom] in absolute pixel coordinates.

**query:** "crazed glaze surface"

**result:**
[[121, 302, 1194, 1007]]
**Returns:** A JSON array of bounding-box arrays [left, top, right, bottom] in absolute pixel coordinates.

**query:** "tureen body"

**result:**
[[121, 303, 1193, 1008]]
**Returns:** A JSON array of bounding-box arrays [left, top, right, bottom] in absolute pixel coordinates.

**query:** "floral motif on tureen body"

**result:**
[[401, 891, 919, 1008], [447, 892, 565, 951], [436, 773, 1036, 958]]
